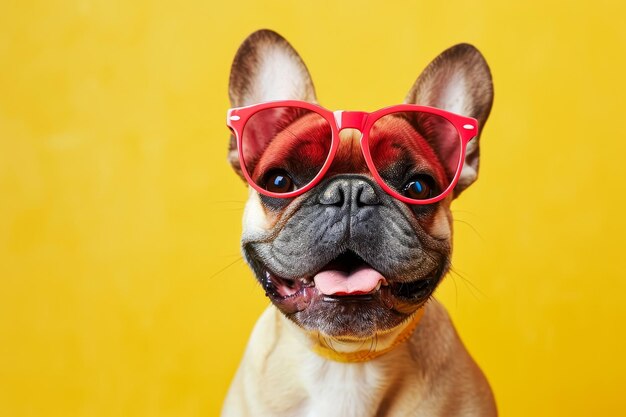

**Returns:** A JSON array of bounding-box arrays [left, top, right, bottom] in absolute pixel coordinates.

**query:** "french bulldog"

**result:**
[[221, 29, 496, 417]]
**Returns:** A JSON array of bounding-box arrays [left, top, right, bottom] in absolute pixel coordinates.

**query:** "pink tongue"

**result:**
[[314, 266, 386, 296]]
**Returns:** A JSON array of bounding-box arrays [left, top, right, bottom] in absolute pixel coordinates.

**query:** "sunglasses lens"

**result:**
[[241, 106, 332, 194], [368, 111, 462, 201]]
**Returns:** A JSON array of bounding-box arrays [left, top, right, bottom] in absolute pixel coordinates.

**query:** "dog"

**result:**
[[221, 29, 495, 417]]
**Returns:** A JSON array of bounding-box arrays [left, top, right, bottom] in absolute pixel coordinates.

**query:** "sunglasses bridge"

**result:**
[[333, 110, 368, 132]]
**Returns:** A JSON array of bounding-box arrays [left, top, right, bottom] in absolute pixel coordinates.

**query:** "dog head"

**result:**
[[227, 30, 493, 338]]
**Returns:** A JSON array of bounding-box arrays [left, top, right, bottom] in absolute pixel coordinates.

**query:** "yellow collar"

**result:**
[[309, 308, 425, 363]]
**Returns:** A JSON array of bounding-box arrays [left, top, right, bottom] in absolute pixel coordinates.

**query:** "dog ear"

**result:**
[[227, 29, 317, 179], [405, 44, 493, 196]]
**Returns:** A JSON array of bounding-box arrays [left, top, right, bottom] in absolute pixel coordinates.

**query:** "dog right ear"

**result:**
[[227, 29, 317, 179], [404, 44, 493, 197]]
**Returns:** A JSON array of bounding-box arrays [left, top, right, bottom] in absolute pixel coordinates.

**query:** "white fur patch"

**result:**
[[242, 189, 270, 235], [438, 73, 468, 115], [300, 354, 390, 417], [257, 46, 308, 102], [429, 205, 452, 240], [459, 163, 478, 188]]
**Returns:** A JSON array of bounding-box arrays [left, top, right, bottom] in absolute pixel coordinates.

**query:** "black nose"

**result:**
[[318, 176, 381, 208]]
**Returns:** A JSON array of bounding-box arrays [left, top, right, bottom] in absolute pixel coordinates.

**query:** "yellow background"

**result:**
[[1, 0, 625, 416]]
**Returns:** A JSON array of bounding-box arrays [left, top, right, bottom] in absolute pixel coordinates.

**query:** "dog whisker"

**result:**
[[213, 208, 245, 213], [372, 333, 378, 355], [208, 200, 247, 204], [451, 209, 480, 217], [452, 218, 485, 242], [208, 256, 245, 280], [448, 270, 460, 309], [323, 334, 338, 353], [448, 266, 487, 302]]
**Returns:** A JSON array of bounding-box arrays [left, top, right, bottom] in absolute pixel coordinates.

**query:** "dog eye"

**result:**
[[403, 175, 435, 200], [264, 169, 295, 194]]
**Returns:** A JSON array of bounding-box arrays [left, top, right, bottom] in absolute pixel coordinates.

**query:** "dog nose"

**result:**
[[318, 176, 381, 208]]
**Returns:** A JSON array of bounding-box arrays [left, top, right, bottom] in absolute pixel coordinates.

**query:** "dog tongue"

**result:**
[[314, 266, 386, 296]]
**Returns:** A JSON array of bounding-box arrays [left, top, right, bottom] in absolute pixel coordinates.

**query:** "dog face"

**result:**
[[227, 30, 493, 338]]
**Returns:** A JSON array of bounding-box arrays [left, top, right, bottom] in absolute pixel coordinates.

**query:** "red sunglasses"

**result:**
[[226, 100, 478, 204]]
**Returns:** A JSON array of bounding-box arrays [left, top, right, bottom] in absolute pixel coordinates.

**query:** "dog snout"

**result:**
[[318, 176, 381, 209]]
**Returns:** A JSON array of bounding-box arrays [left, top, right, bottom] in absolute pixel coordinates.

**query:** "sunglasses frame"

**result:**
[[226, 100, 478, 204]]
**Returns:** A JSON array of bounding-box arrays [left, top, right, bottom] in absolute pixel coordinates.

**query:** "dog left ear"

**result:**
[[405, 44, 494, 196], [227, 29, 317, 180]]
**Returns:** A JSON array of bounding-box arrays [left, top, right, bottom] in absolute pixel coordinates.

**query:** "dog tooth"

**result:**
[[374, 281, 382, 292]]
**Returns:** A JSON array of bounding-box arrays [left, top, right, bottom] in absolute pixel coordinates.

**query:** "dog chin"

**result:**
[[249, 250, 446, 338]]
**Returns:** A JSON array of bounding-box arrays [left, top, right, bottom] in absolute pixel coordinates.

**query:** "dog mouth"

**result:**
[[260, 250, 438, 313]]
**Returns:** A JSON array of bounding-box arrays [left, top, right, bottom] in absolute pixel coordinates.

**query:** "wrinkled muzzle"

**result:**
[[242, 174, 450, 337]]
